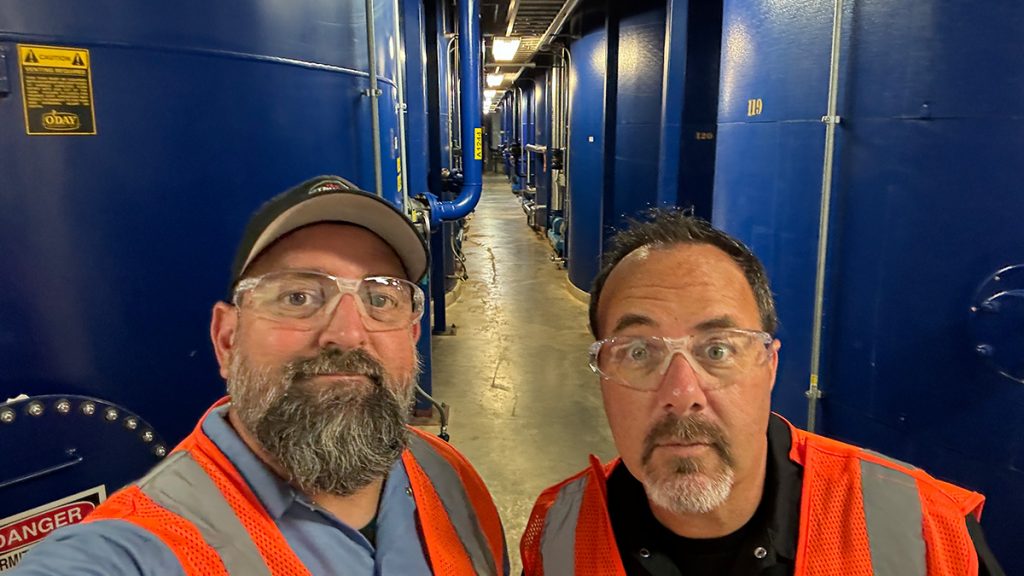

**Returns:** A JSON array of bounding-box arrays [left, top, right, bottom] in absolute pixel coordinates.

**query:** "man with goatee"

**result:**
[[521, 210, 1002, 576], [13, 176, 507, 576]]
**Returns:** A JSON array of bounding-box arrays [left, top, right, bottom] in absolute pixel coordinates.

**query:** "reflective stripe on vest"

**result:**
[[860, 459, 926, 576], [537, 474, 589, 575], [137, 451, 271, 575], [406, 433, 499, 576]]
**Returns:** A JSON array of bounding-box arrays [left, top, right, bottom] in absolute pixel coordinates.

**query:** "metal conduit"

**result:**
[[517, 84, 527, 179], [550, 57, 560, 210], [364, 0, 384, 196], [392, 0, 410, 209], [807, 0, 846, 433], [519, 79, 536, 183], [446, 35, 458, 169], [562, 46, 572, 215]]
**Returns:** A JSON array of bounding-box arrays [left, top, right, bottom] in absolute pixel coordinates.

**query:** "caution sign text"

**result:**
[[18, 44, 97, 135], [474, 127, 483, 161]]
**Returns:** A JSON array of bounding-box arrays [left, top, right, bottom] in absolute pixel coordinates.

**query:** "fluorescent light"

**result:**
[[492, 37, 521, 61], [486, 73, 504, 87], [484, 89, 499, 99]]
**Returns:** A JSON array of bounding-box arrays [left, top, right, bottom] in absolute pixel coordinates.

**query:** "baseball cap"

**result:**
[[228, 176, 429, 295]]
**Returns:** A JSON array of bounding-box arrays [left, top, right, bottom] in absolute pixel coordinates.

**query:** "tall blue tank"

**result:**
[[566, 13, 608, 291], [714, 0, 1024, 569], [609, 4, 665, 227], [0, 0, 409, 451], [566, 0, 722, 290]]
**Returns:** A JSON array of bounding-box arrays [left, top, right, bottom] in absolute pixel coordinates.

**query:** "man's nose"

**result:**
[[317, 293, 370, 350], [655, 352, 709, 415]]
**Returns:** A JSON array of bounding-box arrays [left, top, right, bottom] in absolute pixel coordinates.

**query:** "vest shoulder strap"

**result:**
[[84, 451, 258, 576], [405, 427, 505, 575], [87, 421, 310, 576], [522, 456, 626, 576], [790, 424, 982, 576]]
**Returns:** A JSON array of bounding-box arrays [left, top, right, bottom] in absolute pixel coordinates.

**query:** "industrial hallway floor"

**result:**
[[427, 174, 616, 573]]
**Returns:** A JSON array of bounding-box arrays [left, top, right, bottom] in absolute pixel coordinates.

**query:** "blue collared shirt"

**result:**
[[9, 404, 434, 576]]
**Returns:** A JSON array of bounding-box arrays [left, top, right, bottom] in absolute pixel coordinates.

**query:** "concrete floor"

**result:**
[[429, 174, 617, 573]]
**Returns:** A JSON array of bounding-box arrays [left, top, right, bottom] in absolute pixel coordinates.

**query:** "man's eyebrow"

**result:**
[[611, 313, 657, 334], [694, 316, 740, 331]]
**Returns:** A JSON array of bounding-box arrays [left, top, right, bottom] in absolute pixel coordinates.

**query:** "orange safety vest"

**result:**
[[85, 399, 506, 576], [521, 416, 985, 576]]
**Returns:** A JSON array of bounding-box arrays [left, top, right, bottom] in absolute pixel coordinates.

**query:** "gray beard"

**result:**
[[641, 413, 736, 514], [228, 347, 416, 497]]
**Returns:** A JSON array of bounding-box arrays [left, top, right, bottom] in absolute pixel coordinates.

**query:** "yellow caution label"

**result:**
[[396, 157, 403, 192], [474, 127, 483, 161], [18, 44, 97, 135]]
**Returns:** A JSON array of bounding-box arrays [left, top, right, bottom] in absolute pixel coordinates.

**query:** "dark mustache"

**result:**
[[641, 414, 732, 466], [286, 348, 385, 385]]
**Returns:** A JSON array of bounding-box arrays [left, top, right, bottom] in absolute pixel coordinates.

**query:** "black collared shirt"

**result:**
[[606, 414, 1005, 576]]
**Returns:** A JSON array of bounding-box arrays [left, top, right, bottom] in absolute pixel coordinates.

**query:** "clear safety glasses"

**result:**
[[588, 328, 774, 391], [233, 270, 424, 332]]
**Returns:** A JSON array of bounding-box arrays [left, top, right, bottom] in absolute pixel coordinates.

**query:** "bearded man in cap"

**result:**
[[13, 176, 508, 576]]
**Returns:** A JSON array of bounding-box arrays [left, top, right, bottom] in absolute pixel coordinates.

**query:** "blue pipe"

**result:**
[[430, 0, 481, 227]]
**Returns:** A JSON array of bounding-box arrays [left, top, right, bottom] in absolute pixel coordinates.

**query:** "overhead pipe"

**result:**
[[429, 0, 483, 226], [806, 0, 846, 433], [539, 0, 583, 51], [513, 0, 582, 84]]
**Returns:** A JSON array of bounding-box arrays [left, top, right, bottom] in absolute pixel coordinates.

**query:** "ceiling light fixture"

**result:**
[[492, 37, 521, 62]]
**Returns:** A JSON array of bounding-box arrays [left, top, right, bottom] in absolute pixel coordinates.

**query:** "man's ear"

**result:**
[[411, 317, 422, 343], [211, 301, 238, 380], [768, 338, 781, 392]]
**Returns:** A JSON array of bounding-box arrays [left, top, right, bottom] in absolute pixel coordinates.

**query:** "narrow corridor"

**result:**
[[429, 174, 617, 572]]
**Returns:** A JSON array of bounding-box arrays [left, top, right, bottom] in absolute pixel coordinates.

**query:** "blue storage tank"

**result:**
[[0, 0, 412, 516], [610, 3, 665, 227], [566, 0, 723, 291], [714, 0, 1023, 570], [566, 11, 608, 291]]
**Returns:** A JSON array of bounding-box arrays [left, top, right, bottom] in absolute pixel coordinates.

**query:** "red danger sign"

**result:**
[[0, 486, 105, 572], [0, 502, 93, 553]]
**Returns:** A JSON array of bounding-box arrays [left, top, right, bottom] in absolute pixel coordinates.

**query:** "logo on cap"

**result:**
[[309, 180, 347, 195]]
